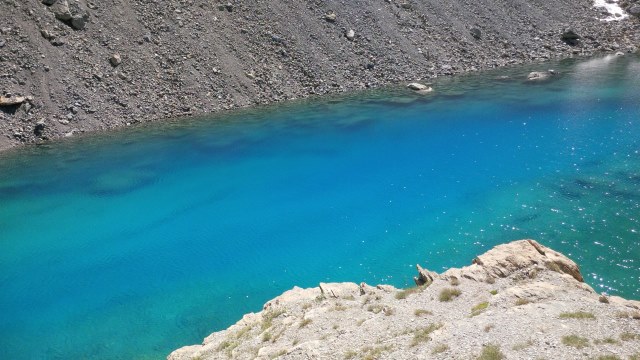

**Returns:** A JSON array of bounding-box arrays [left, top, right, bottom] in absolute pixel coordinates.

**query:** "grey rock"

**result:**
[[560, 29, 580, 45], [40, 29, 54, 40], [109, 53, 122, 67], [0, 39, 5, 48], [51, 0, 72, 21], [34, 120, 46, 136], [345, 29, 355, 41], [71, 14, 89, 30], [629, 5, 640, 16], [470, 27, 481, 40]]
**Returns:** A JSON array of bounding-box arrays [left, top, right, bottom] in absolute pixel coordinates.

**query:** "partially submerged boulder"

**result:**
[[407, 82, 433, 94], [527, 70, 556, 81]]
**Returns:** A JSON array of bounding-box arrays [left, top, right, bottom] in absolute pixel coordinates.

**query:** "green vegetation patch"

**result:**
[[478, 344, 505, 360], [594, 356, 621, 360], [439, 288, 462, 302], [562, 335, 590, 348], [489, 290, 498, 295]]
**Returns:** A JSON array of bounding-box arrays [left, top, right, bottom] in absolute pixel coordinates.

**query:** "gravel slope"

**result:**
[[0, 0, 638, 151]]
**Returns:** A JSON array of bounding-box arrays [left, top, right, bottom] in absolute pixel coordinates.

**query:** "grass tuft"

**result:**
[[562, 334, 590, 348], [432, 343, 449, 354], [489, 290, 498, 295], [262, 309, 286, 330], [471, 302, 489, 317], [262, 332, 272, 342], [395, 285, 427, 300], [594, 337, 619, 345], [439, 288, 462, 302], [515, 298, 530, 306], [512, 339, 533, 350], [621, 332, 640, 341], [299, 318, 312, 328], [411, 323, 443, 346], [414, 309, 433, 317], [559, 311, 596, 320], [478, 344, 505, 360]]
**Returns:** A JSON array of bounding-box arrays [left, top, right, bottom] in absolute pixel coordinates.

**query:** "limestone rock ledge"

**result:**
[[169, 240, 640, 360]]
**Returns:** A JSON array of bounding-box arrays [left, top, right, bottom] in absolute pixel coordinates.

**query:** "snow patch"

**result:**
[[594, 0, 629, 21]]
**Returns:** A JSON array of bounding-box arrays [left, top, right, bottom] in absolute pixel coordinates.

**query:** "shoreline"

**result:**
[[0, 51, 636, 157], [168, 240, 640, 359], [1, 0, 638, 153]]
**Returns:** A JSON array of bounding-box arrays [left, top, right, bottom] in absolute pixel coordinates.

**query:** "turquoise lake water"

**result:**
[[1, 55, 639, 359]]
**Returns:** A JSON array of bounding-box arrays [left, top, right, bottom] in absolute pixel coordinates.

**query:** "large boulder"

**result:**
[[49, 0, 89, 29], [471, 239, 584, 282]]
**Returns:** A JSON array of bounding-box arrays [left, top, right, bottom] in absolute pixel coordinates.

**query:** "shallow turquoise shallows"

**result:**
[[1, 55, 639, 359]]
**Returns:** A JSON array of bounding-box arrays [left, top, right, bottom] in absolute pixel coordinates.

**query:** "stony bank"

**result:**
[[0, 0, 639, 151], [168, 240, 640, 360]]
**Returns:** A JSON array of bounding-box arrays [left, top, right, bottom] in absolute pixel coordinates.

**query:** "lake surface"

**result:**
[[1, 55, 639, 359]]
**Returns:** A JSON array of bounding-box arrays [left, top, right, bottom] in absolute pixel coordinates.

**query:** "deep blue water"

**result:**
[[0, 55, 639, 359]]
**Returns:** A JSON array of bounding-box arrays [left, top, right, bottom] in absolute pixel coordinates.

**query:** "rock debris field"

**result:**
[[0, 0, 639, 151]]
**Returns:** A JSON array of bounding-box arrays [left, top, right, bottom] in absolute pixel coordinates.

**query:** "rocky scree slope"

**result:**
[[0, 0, 639, 151], [169, 240, 640, 360]]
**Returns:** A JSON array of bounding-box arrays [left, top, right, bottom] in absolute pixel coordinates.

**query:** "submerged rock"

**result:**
[[527, 70, 556, 81]]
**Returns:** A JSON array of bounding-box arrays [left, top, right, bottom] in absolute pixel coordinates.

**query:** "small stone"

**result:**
[[34, 120, 46, 136], [41, 29, 54, 40], [324, 12, 336, 22], [109, 53, 122, 67], [58, 119, 70, 125], [42, 0, 56, 5], [0, 39, 5, 48], [470, 27, 481, 40], [561, 29, 580, 46], [345, 29, 355, 41]]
